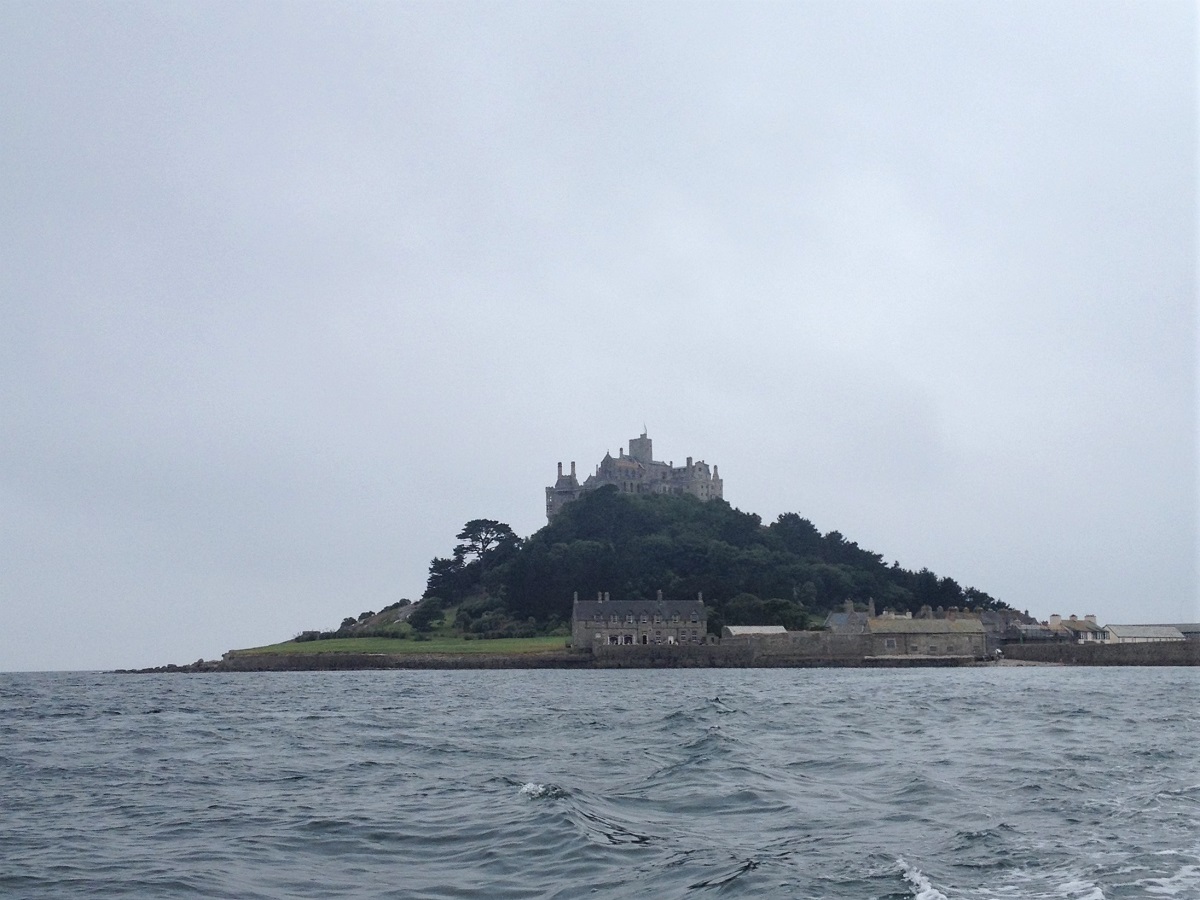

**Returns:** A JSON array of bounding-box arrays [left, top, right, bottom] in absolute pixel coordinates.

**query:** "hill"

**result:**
[[415, 487, 1005, 638]]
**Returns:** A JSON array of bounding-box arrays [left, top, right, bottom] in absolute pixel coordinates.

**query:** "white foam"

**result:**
[[1054, 879, 1106, 899], [897, 857, 951, 900], [518, 782, 566, 799], [1141, 864, 1200, 896]]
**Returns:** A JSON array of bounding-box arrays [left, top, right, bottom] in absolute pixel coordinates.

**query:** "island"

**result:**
[[124, 433, 1198, 672]]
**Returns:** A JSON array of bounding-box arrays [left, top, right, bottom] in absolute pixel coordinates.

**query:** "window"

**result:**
[[626, 614, 634, 624], [883, 638, 897, 650]]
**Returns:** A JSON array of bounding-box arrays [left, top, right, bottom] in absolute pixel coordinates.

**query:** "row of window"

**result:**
[[590, 613, 699, 625], [601, 631, 704, 645]]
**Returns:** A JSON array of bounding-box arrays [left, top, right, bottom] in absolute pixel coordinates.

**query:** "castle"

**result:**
[[546, 431, 723, 521]]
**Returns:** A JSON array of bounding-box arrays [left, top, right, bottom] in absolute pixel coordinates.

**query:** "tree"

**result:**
[[425, 556, 467, 601], [455, 519, 520, 566], [408, 597, 446, 632]]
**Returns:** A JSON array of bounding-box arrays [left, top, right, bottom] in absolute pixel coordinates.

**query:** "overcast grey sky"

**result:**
[[2, 2, 1195, 671]]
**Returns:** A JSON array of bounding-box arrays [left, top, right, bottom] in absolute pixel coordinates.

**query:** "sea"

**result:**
[[1, 667, 1197, 899]]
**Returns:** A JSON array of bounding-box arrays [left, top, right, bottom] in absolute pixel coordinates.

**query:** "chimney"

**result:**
[[697, 591, 703, 604], [573, 591, 578, 603], [557, 462, 563, 478], [844, 599, 854, 614], [1085, 614, 1097, 625], [867, 598, 876, 618], [570, 461, 576, 477], [1049, 614, 1061, 628], [604, 592, 610, 602], [597, 592, 603, 602], [687, 456, 693, 468], [656, 589, 663, 601]]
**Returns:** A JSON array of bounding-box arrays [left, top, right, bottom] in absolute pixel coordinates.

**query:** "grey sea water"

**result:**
[[1, 667, 1196, 899]]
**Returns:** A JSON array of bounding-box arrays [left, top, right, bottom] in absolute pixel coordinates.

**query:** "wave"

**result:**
[[897, 858, 951, 900], [518, 782, 569, 800]]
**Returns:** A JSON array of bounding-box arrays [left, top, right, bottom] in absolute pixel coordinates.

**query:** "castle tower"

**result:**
[[628, 432, 653, 464]]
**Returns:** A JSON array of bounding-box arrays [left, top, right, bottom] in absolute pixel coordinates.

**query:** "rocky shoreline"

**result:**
[[118, 651, 1000, 673], [116, 635, 1200, 674]]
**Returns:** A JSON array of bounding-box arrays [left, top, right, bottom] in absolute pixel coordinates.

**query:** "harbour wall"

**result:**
[[1000, 641, 1200, 666]]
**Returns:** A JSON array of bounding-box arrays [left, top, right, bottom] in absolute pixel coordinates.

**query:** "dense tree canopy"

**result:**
[[424, 488, 1006, 635]]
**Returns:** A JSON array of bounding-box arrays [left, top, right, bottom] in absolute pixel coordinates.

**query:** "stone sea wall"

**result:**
[[1001, 641, 1200, 666]]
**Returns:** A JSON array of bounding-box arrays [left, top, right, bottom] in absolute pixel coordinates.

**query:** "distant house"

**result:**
[[572, 591, 708, 648], [1174, 624, 1200, 642], [822, 599, 874, 634], [1048, 614, 1105, 643], [1104, 624, 1186, 644]]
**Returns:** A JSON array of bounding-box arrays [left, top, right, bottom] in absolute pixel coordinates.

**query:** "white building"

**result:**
[[1103, 624, 1186, 643]]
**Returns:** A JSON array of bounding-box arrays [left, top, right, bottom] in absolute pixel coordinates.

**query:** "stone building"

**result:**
[[823, 601, 987, 658], [546, 431, 722, 521], [865, 615, 987, 658], [572, 591, 709, 648]]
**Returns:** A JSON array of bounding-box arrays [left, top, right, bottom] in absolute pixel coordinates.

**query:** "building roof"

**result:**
[[866, 617, 985, 635], [823, 611, 870, 633], [573, 598, 704, 621], [1105, 625, 1186, 640], [1051, 616, 1105, 634], [723, 625, 787, 636]]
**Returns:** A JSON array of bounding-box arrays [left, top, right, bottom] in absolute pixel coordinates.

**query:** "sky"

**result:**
[[2, 1, 1195, 671]]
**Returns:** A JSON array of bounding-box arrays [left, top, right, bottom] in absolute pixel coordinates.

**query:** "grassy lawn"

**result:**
[[229, 635, 570, 656]]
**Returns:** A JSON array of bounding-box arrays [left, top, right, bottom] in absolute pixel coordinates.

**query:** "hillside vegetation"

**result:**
[[418, 487, 1004, 638]]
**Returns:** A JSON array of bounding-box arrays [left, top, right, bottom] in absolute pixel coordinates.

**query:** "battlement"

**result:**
[[546, 431, 723, 521]]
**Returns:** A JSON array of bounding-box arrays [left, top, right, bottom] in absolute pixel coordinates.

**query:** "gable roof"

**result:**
[[723, 625, 787, 636], [1105, 625, 1186, 640], [823, 611, 870, 633], [866, 617, 985, 635]]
